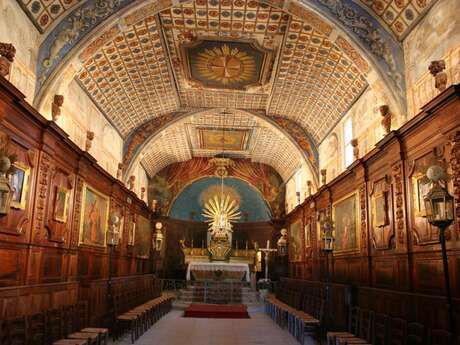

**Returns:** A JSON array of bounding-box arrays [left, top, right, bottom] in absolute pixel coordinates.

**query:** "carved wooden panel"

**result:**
[[370, 176, 394, 250], [46, 166, 75, 244]]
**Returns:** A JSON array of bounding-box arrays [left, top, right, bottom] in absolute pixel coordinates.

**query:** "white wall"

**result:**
[[0, 0, 40, 101]]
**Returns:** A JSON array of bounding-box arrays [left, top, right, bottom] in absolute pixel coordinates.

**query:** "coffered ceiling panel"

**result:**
[[358, 0, 436, 38], [159, 0, 287, 110], [76, 15, 179, 136], [267, 18, 368, 142]]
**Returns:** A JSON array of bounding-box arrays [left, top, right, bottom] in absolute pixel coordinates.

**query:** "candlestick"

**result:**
[[245, 241, 248, 250], [266, 240, 270, 249], [191, 239, 194, 248]]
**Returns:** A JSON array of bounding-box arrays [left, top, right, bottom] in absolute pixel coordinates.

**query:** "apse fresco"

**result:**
[[149, 157, 285, 218], [168, 177, 272, 222]]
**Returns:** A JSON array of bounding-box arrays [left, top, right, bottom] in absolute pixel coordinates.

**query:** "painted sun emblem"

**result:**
[[194, 44, 256, 85]]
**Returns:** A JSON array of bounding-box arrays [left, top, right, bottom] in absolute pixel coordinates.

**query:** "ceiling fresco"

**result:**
[[138, 109, 305, 181], [14, 0, 436, 181]]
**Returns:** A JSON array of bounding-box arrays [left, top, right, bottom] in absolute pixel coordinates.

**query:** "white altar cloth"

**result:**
[[186, 262, 250, 282]]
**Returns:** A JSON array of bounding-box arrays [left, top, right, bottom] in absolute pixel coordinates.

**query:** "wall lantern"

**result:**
[[423, 165, 454, 228], [322, 220, 334, 252], [107, 215, 121, 246], [153, 222, 164, 251], [277, 228, 288, 256]]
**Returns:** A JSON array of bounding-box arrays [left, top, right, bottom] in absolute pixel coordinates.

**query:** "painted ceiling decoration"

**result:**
[[32, 0, 410, 106], [121, 109, 318, 180], [149, 157, 285, 219], [137, 109, 306, 182], [15, 0, 436, 185]]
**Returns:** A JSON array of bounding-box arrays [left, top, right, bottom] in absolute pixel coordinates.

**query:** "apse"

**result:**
[[169, 177, 272, 222]]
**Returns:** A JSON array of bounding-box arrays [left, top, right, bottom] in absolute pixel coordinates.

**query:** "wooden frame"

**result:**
[[332, 191, 360, 255], [9, 161, 30, 210], [79, 183, 110, 247]]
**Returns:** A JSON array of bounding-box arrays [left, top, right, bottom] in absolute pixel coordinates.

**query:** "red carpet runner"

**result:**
[[183, 303, 250, 319]]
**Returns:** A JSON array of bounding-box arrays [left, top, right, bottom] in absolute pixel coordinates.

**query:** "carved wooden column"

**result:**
[[449, 131, 460, 236], [0, 43, 16, 78]]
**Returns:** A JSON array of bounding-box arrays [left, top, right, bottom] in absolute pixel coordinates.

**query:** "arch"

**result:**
[[33, 0, 405, 119], [168, 176, 273, 222], [123, 108, 319, 186]]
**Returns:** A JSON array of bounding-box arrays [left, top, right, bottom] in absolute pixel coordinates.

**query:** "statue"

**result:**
[[85, 131, 94, 151], [320, 169, 327, 186], [0, 43, 16, 78], [51, 95, 64, 122], [116, 163, 123, 180], [429, 60, 448, 92], [379, 105, 392, 136], [128, 175, 135, 191], [140, 187, 145, 200], [202, 194, 241, 260], [351, 138, 359, 161], [307, 180, 312, 197]]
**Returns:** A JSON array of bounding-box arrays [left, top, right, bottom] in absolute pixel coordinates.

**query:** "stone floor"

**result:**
[[111, 308, 305, 345]]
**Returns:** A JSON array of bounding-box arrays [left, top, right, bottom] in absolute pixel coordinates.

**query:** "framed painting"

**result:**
[[135, 215, 151, 259], [53, 186, 70, 223], [371, 191, 389, 228], [79, 184, 110, 247], [289, 219, 303, 262], [10, 162, 30, 209], [332, 192, 360, 255], [370, 177, 393, 250], [412, 172, 431, 217]]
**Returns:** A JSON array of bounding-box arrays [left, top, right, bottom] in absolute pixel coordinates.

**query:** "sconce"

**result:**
[[152, 222, 164, 251], [107, 214, 121, 246], [322, 220, 334, 252], [277, 228, 288, 256]]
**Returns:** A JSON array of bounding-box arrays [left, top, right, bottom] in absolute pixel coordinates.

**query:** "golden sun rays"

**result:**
[[193, 44, 256, 86]]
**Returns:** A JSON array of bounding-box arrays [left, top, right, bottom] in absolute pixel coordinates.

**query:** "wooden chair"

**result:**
[[388, 317, 407, 345], [336, 309, 374, 345], [372, 313, 389, 345], [429, 329, 453, 345], [327, 306, 360, 345], [52, 340, 88, 345], [7, 316, 27, 345], [27, 312, 47, 345], [407, 322, 425, 345], [67, 332, 99, 345], [47, 309, 63, 344]]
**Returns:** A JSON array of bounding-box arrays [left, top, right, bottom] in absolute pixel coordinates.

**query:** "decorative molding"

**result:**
[[33, 152, 52, 241], [449, 131, 460, 236], [71, 176, 84, 248], [359, 182, 368, 251], [392, 162, 406, 246]]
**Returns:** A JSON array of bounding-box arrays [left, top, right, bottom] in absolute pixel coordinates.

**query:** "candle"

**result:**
[[191, 239, 194, 248], [245, 241, 248, 250], [267, 240, 270, 249]]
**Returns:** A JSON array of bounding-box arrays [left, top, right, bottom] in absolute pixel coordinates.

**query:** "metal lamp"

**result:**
[[153, 222, 164, 251], [423, 166, 454, 228], [322, 220, 334, 252], [107, 215, 121, 246], [277, 228, 288, 256], [423, 165, 456, 342]]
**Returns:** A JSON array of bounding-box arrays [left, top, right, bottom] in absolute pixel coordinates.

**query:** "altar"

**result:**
[[187, 262, 250, 282]]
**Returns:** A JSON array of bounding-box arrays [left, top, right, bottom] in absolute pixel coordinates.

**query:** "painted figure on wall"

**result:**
[[289, 220, 302, 262], [79, 185, 109, 247], [135, 215, 151, 259], [333, 194, 359, 253]]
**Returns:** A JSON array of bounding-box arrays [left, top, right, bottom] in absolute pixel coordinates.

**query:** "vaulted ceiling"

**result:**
[[21, 0, 437, 182]]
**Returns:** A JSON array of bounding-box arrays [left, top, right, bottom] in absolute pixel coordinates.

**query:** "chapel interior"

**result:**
[[0, 0, 460, 344]]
